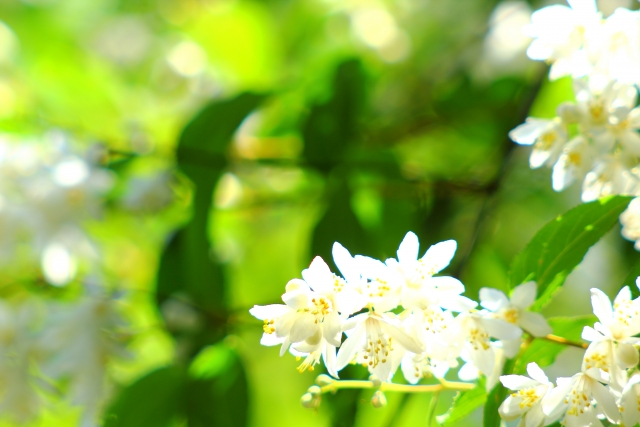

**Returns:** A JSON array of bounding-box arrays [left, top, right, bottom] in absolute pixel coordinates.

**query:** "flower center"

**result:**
[[263, 319, 275, 334], [363, 336, 394, 368], [511, 387, 540, 409], [536, 131, 557, 150], [467, 328, 490, 351], [565, 389, 591, 416], [584, 352, 609, 373]]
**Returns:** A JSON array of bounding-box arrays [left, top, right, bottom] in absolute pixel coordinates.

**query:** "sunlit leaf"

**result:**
[[438, 381, 487, 427], [509, 196, 633, 310]]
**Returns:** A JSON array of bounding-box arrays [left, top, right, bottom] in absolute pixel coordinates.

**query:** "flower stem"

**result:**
[[320, 379, 475, 395], [543, 334, 588, 349]]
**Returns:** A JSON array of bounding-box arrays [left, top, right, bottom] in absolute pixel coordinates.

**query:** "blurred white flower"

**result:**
[[41, 294, 129, 426], [122, 172, 174, 213]]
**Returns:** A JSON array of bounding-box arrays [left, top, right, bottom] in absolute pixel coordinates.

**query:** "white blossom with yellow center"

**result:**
[[498, 362, 555, 427]]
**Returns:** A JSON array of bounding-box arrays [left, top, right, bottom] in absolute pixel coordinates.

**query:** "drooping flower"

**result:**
[[580, 287, 640, 389], [335, 312, 423, 381], [543, 372, 620, 427], [480, 281, 552, 347], [498, 362, 555, 427]]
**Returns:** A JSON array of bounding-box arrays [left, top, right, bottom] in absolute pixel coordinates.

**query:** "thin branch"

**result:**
[[543, 334, 588, 349], [319, 379, 475, 395]]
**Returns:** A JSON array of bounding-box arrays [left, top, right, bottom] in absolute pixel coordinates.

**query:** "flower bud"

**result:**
[[369, 374, 382, 388], [308, 385, 322, 396], [301, 392, 320, 409], [371, 390, 387, 408], [316, 374, 334, 386]]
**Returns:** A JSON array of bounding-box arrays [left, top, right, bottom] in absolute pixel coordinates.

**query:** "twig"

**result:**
[[319, 379, 475, 395], [543, 334, 588, 349]]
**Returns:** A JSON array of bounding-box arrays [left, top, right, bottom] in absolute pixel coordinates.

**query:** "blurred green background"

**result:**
[[0, 0, 638, 425]]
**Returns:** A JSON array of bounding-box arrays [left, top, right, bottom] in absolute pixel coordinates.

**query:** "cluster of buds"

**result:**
[[250, 232, 552, 402]]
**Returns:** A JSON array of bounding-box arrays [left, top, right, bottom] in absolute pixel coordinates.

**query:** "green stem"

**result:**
[[320, 379, 475, 395]]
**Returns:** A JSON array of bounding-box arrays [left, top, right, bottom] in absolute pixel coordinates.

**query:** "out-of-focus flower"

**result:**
[[121, 171, 174, 213]]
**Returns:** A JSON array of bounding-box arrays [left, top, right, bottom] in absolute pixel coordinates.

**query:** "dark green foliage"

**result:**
[[310, 173, 372, 267], [156, 93, 266, 351], [509, 196, 633, 310], [302, 59, 366, 172], [104, 366, 184, 427]]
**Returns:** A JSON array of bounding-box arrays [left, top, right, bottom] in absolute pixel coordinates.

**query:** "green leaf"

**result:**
[[621, 257, 640, 299], [509, 196, 632, 310], [156, 93, 266, 326], [483, 357, 517, 427], [513, 316, 594, 374], [438, 383, 487, 427], [185, 344, 249, 427], [103, 366, 184, 427], [302, 59, 365, 172], [483, 383, 506, 427]]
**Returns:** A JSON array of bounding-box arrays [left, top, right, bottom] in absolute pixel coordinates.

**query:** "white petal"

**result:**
[[614, 286, 631, 306], [458, 361, 479, 382], [323, 344, 340, 378], [481, 318, 522, 340], [282, 289, 310, 310], [260, 332, 285, 346], [440, 295, 478, 312], [379, 320, 424, 354], [591, 380, 620, 423], [590, 288, 613, 326], [323, 313, 343, 347], [519, 311, 552, 337], [336, 321, 366, 371], [301, 258, 332, 293], [510, 281, 537, 309], [527, 363, 549, 384], [616, 342, 639, 368], [509, 119, 551, 145], [501, 338, 522, 358], [332, 243, 360, 286], [524, 403, 545, 427], [421, 240, 457, 274], [470, 345, 494, 377], [289, 313, 318, 343], [581, 325, 604, 342], [500, 374, 540, 391], [397, 232, 419, 265], [498, 395, 527, 421], [479, 288, 509, 312], [249, 304, 290, 320]]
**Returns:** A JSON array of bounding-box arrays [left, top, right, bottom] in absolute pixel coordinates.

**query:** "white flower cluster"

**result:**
[[510, 77, 640, 202], [511, 0, 640, 249], [0, 133, 113, 285], [250, 232, 551, 388], [498, 282, 640, 427]]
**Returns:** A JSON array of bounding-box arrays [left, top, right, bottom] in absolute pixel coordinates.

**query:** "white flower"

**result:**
[[41, 295, 129, 426], [459, 342, 506, 391], [525, 0, 602, 80], [543, 372, 620, 427], [620, 197, 640, 249], [595, 8, 640, 85], [552, 136, 594, 192], [480, 281, 552, 341], [498, 362, 555, 427], [453, 311, 521, 377], [355, 255, 402, 313], [385, 232, 476, 312], [619, 373, 640, 427], [509, 118, 568, 169], [335, 312, 423, 381], [581, 287, 640, 389], [249, 273, 343, 357]]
